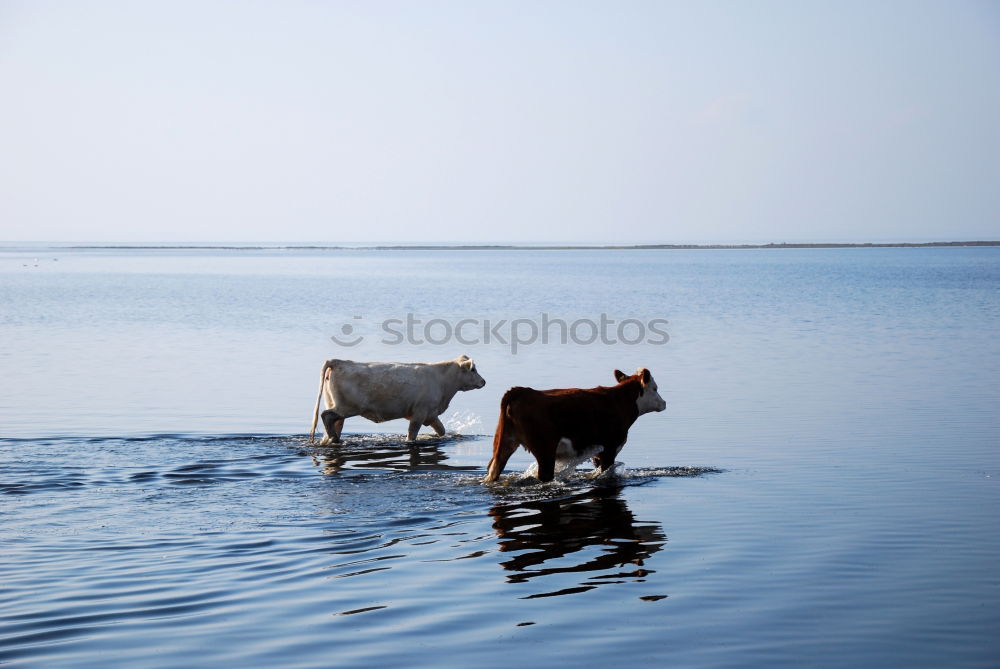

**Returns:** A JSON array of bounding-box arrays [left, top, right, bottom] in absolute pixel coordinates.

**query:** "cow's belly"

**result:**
[[359, 409, 401, 423], [523, 438, 602, 479], [555, 438, 602, 472], [556, 438, 601, 460], [356, 399, 434, 424]]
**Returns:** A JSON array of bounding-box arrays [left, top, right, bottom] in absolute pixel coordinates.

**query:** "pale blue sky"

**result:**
[[1, 0, 998, 243]]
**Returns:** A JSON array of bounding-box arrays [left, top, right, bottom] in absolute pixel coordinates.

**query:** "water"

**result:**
[[1, 246, 998, 667]]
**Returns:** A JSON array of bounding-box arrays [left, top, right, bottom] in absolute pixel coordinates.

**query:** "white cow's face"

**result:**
[[457, 357, 486, 391], [617, 367, 667, 415], [637, 371, 666, 415]]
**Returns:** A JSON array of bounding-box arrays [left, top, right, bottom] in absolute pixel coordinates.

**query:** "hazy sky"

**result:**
[[1, 1, 998, 243]]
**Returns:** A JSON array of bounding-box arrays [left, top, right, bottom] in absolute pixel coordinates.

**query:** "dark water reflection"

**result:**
[[304, 434, 671, 599], [305, 434, 481, 474], [489, 486, 665, 598]]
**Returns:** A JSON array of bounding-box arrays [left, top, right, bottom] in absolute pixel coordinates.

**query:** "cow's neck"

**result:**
[[435, 386, 459, 415], [608, 381, 642, 426]]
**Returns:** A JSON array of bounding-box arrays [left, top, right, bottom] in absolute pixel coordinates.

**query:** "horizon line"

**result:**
[[19, 240, 1000, 251]]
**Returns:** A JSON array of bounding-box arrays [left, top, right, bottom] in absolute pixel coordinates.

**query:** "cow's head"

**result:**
[[614, 367, 666, 414], [456, 354, 486, 390]]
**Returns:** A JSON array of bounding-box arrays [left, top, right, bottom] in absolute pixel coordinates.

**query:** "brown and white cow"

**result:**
[[483, 368, 666, 483]]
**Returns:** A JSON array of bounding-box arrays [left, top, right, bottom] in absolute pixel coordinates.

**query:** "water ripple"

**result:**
[[0, 432, 724, 667]]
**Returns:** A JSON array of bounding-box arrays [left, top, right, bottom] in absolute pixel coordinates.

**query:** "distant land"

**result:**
[[61, 241, 1000, 250]]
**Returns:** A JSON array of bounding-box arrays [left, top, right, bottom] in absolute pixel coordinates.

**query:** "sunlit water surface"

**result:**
[[1, 246, 998, 667]]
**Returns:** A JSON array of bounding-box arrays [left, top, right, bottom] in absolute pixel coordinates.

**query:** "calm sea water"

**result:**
[[1, 246, 998, 667]]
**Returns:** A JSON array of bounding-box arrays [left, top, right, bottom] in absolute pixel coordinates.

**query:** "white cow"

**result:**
[[309, 355, 486, 444]]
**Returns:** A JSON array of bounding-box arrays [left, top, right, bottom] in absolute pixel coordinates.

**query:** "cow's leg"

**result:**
[[485, 446, 515, 482], [517, 436, 557, 482], [595, 444, 617, 473], [406, 418, 422, 443], [320, 409, 344, 445], [428, 417, 446, 437], [534, 450, 557, 483], [484, 431, 519, 483]]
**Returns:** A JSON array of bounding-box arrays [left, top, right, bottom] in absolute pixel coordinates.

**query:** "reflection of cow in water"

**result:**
[[305, 435, 480, 476], [488, 486, 666, 598]]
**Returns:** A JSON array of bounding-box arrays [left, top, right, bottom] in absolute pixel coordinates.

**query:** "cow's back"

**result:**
[[506, 385, 635, 450], [333, 360, 431, 389], [328, 360, 450, 421]]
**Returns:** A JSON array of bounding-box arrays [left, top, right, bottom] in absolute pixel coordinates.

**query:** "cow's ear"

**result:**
[[614, 369, 627, 383], [461, 359, 474, 370], [640, 368, 651, 385], [458, 354, 470, 362]]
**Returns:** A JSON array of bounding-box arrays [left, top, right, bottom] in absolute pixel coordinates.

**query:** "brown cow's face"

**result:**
[[635, 368, 667, 415], [613, 368, 666, 413]]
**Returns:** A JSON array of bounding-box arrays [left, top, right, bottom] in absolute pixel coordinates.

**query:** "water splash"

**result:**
[[521, 460, 624, 481], [516, 461, 719, 485], [443, 410, 484, 435]]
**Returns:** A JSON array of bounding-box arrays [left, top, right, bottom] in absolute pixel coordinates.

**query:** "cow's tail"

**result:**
[[492, 389, 517, 447], [309, 361, 334, 442], [485, 388, 522, 482]]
